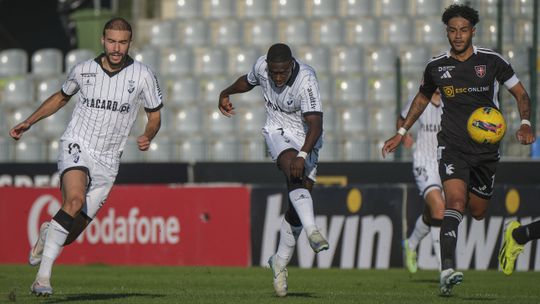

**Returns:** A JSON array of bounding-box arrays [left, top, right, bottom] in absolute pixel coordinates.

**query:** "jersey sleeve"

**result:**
[[299, 73, 322, 114], [418, 64, 437, 99], [61, 64, 80, 97], [400, 96, 414, 119], [247, 56, 265, 86], [494, 55, 519, 89], [141, 67, 164, 112]]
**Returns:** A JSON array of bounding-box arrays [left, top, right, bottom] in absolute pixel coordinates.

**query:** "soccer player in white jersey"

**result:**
[[218, 43, 329, 297], [9, 18, 163, 296], [399, 89, 444, 273]]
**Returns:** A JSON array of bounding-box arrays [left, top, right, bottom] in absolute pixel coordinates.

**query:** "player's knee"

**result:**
[[471, 211, 486, 220], [64, 195, 85, 213]]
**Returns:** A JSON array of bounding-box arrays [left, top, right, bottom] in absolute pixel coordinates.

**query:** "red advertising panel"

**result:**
[[0, 186, 251, 266]]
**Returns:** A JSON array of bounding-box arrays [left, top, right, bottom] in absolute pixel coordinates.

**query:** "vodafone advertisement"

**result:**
[[0, 186, 251, 266]]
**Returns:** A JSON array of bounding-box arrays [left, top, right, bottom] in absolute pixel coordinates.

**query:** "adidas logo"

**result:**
[[444, 230, 457, 238], [440, 71, 452, 79]]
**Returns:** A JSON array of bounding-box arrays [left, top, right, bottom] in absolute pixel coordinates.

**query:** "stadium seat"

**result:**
[[237, 0, 271, 18], [338, 105, 368, 133], [374, 0, 408, 16], [14, 136, 46, 162], [272, 0, 303, 17], [297, 46, 331, 74], [345, 18, 378, 45], [311, 18, 344, 46], [167, 77, 198, 106], [210, 19, 243, 47], [199, 76, 230, 104], [317, 74, 332, 104], [340, 136, 370, 160], [174, 0, 201, 18], [399, 45, 430, 73], [476, 0, 501, 17], [36, 77, 63, 104], [205, 106, 236, 134], [366, 75, 397, 104], [370, 136, 394, 161], [513, 19, 533, 45], [0, 49, 28, 76], [146, 135, 173, 162], [409, 0, 441, 16], [503, 46, 529, 73], [2, 77, 34, 108], [177, 19, 209, 47], [277, 19, 310, 47], [476, 18, 512, 47], [176, 136, 206, 162], [31, 49, 62, 76], [365, 47, 397, 74], [194, 47, 227, 75], [509, 0, 533, 18], [46, 139, 60, 162], [339, 0, 372, 17], [322, 105, 335, 133], [379, 17, 413, 45], [40, 108, 69, 138], [0, 136, 13, 161], [334, 75, 365, 104], [415, 17, 447, 44], [306, 0, 338, 17], [65, 49, 95, 74], [170, 106, 203, 135], [368, 105, 397, 134], [160, 48, 192, 76], [243, 19, 275, 47], [318, 134, 337, 161], [238, 106, 265, 135], [240, 136, 268, 161], [208, 137, 239, 161], [331, 46, 364, 74], [133, 47, 161, 73], [120, 136, 143, 162], [203, 0, 236, 18], [401, 72, 423, 102], [228, 47, 260, 75], [150, 20, 176, 47]]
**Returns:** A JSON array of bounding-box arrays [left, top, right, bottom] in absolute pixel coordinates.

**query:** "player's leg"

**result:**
[[32, 169, 88, 296], [404, 211, 429, 274], [499, 220, 540, 275], [424, 187, 444, 269]]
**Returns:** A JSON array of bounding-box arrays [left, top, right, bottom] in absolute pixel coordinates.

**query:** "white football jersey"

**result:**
[[401, 98, 442, 164], [61, 55, 163, 169], [247, 56, 322, 137]]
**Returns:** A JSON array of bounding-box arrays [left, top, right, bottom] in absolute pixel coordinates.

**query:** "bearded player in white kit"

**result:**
[[219, 43, 329, 297], [9, 18, 163, 296]]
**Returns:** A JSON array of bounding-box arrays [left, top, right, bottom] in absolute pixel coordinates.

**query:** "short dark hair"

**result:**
[[103, 17, 132, 38], [267, 43, 293, 63], [442, 4, 479, 26]]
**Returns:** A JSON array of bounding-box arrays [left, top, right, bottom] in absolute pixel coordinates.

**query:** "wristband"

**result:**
[[521, 119, 531, 126], [397, 127, 407, 136], [297, 151, 308, 159]]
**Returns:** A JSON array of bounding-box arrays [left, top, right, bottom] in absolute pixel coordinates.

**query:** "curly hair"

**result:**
[[442, 4, 479, 26]]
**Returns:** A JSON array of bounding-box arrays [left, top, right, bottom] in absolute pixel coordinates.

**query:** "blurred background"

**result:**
[[0, 0, 539, 163]]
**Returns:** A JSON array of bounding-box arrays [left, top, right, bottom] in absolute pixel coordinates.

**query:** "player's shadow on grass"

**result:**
[[42, 292, 165, 303], [285, 292, 317, 298]]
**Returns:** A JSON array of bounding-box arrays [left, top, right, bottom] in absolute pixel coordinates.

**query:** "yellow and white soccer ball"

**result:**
[[467, 107, 506, 144]]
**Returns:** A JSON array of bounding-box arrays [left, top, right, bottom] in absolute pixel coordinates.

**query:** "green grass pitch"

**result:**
[[1, 265, 539, 303]]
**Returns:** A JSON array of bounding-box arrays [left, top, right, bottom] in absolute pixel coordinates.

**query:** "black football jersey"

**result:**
[[419, 46, 519, 154]]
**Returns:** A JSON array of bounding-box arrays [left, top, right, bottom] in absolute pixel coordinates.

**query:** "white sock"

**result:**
[[276, 219, 302, 268], [289, 188, 316, 236], [37, 220, 68, 279], [430, 226, 441, 269], [408, 215, 430, 250]]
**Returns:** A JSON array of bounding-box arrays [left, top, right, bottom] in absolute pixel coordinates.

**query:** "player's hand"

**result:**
[[218, 93, 235, 117], [515, 124, 536, 145], [137, 135, 151, 151], [9, 121, 31, 140], [381, 134, 403, 159], [402, 133, 414, 149], [290, 156, 305, 179]]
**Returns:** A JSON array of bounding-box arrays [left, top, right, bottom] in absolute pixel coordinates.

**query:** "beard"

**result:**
[[105, 52, 126, 69]]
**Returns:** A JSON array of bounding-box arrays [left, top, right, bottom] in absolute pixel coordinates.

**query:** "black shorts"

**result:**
[[437, 143, 499, 200]]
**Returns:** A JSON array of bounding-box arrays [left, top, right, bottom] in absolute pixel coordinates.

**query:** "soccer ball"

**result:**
[[467, 107, 506, 144]]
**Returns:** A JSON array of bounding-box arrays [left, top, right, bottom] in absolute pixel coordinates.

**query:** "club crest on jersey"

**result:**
[[127, 80, 136, 94], [82, 73, 96, 86], [475, 65, 486, 78]]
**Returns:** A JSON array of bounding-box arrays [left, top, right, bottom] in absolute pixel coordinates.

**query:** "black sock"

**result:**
[[431, 218, 443, 227], [440, 209, 463, 270], [53, 209, 75, 232], [512, 220, 540, 245]]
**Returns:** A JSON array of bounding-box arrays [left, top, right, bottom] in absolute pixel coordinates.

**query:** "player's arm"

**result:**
[[382, 92, 430, 158], [218, 75, 255, 117], [291, 113, 322, 178], [508, 82, 536, 145], [396, 116, 414, 149], [138, 110, 161, 151], [9, 90, 70, 140]]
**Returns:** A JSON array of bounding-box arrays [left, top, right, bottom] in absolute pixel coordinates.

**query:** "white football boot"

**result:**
[[307, 230, 329, 253], [30, 277, 53, 297], [439, 268, 463, 296], [29, 222, 50, 266], [268, 254, 288, 297]]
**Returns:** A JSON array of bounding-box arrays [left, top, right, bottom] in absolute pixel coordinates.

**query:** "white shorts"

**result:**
[[262, 127, 322, 182], [58, 139, 118, 219], [413, 159, 442, 198]]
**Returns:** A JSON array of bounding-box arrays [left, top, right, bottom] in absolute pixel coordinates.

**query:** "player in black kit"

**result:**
[[382, 4, 535, 296]]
